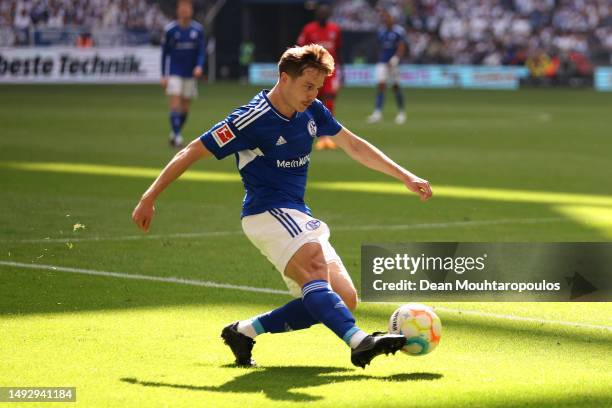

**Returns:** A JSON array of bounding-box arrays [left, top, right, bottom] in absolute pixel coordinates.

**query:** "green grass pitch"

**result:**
[[0, 84, 611, 407]]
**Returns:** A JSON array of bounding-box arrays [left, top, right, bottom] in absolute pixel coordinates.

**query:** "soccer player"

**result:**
[[132, 44, 432, 368], [367, 9, 407, 125], [161, 0, 206, 148], [297, 0, 342, 150]]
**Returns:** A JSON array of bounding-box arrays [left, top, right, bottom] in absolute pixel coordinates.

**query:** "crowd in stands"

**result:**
[[332, 0, 380, 31], [333, 0, 611, 77], [1, 0, 168, 46], [1, 0, 610, 81]]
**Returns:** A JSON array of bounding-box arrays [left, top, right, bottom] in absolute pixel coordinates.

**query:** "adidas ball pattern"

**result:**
[[388, 303, 442, 356]]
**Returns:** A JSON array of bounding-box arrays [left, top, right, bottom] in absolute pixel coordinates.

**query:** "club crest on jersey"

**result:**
[[305, 219, 321, 231], [307, 119, 317, 137], [190, 30, 197, 39], [211, 123, 236, 147]]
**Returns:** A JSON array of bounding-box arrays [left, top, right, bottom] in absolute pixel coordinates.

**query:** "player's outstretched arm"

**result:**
[[333, 127, 432, 202], [132, 139, 212, 232]]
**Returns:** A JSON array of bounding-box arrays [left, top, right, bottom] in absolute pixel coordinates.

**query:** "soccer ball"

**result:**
[[388, 303, 441, 356]]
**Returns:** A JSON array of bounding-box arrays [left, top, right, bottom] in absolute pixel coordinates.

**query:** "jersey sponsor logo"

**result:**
[[307, 119, 317, 137], [305, 219, 321, 231], [211, 123, 236, 147], [276, 154, 310, 168], [275, 135, 287, 146]]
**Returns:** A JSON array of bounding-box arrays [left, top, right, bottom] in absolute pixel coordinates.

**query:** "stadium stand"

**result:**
[[1, 0, 608, 85], [332, 0, 611, 68], [1, 0, 168, 46]]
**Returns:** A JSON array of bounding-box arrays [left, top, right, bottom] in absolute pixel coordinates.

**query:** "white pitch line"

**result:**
[[10, 230, 243, 244], [1, 260, 610, 332], [433, 306, 612, 332], [0, 261, 288, 295], [3, 217, 564, 244]]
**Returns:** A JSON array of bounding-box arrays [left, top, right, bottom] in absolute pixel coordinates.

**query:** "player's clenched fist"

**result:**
[[404, 175, 432, 202], [132, 199, 155, 232]]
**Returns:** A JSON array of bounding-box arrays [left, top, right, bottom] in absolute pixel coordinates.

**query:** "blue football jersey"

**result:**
[[200, 91, 343, 217], [161, 21, 206, 78], [377, 24, 407, 63]]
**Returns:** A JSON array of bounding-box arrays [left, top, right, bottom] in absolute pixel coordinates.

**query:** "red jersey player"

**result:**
[[297, 0, 342, 150]]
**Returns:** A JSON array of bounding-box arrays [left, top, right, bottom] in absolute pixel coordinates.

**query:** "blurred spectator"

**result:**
[[332, 0, 379, 31], [526, 50, 555, 78], [13, 7, 31, 45], [47, 5, 65, 29], [239, 40, 255, 82], [76, 30, 93, 47]]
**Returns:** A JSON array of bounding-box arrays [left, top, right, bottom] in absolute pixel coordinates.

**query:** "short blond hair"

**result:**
[[278, 44, 334, 78]]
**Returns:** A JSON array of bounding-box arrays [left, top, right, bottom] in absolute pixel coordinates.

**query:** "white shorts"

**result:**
[[166, 75, 198, 99], [242, 208, 342, 298], [375, 62, 400, 84]]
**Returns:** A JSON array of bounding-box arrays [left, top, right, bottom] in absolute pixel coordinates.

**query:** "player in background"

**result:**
[[297, 0, 342, 150], [161, 0, 206, 148], [132, 44, 432, 369], [367, 8, 407, 125]]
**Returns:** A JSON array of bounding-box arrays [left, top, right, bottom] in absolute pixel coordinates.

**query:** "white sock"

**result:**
[[348, 329, 369, 349], [236, 320, 257, 339]]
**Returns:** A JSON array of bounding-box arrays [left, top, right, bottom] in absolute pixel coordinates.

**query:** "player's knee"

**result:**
[[304, 257, 328, 281]]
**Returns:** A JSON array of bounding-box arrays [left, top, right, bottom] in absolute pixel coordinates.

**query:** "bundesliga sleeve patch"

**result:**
[[211, 123, 236, 147]]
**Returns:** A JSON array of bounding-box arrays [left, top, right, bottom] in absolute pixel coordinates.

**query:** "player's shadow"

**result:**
[[121, 366, 442, 402]]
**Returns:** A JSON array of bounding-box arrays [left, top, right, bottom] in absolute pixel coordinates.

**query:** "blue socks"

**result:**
[[393, 86, 405, 110], [170, 110, 182, 136], [375, 90, 384, 110], [236, 280, 367, 348], [170, 111, 188, 137], [301, 280, 365, 346], [255, 298, 318, 333], [375, 87, 404, 112]]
